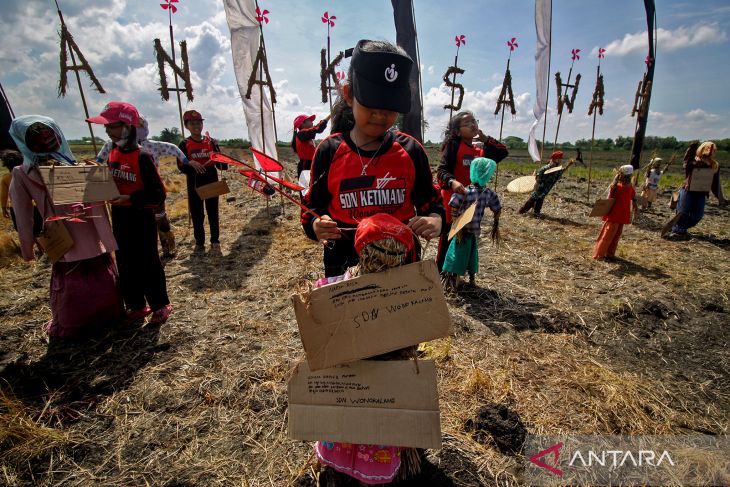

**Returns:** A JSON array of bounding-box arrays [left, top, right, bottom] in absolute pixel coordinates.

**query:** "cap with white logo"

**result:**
[[350, 40, 413, 113]]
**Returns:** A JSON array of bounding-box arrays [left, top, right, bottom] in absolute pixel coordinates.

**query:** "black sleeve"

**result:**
[[711, 170, 721, 199], [482, 136, 509, 163], [301, 136, 339, 240], [399, 134, 445, 222], [130, 152, 166, 207], [177, 140, 190, 173], [297, 125, 321, 142], [436, 140, 459, 189]]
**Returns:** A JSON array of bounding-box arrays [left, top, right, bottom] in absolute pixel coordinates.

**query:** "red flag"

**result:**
[[250, 147, 284, 172], [238, 169, 304, 192]]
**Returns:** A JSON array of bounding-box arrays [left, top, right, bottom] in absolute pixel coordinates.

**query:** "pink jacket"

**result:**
[[9, 165, 118, 261]]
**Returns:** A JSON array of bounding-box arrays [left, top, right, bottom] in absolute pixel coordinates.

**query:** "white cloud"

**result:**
[[592, 22, 727, 57]]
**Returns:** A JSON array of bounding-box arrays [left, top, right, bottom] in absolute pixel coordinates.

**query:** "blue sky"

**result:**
[[1, 0, 728, 147]]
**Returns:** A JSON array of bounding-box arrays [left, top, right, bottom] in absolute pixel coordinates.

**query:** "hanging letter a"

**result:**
[[245, 45, 276, 104], [154, 38, 194, 102], [494, 69, 516, 116], [443, 66, 465, 111], [58, 22, 105, 97]]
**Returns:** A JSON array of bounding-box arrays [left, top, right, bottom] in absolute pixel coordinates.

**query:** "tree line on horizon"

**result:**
[[68, 128, 730, 153]]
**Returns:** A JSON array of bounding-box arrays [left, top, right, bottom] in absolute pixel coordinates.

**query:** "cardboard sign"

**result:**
[[292, 260, 452, 371], [38, 165, 119, 204], [589, 198, 615, 217], [661, 213, 682, 237], [196, 180, 230, 200], [37, 220, 74, 263], [448, 202, 476, 241], [688, 168, 714, 192], [288, 359, 441, 449], [506, 175, 536, 193]]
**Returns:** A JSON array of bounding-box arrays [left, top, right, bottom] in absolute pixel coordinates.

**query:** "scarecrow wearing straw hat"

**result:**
[[517, 150, 575, 217], [313, 213, 422, 485]]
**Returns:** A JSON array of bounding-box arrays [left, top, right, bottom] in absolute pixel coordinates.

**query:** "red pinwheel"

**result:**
[[598, 48, 606, 59], [455, 35, 466, 47], [160, 0, 179, 13], [645, 55, 653, 66], [321, 11, 336, 27], [256, 7, 269, 24], [571, 48, 581, 60], [336, 71, 345, 81], [507, 37, 518, 51]]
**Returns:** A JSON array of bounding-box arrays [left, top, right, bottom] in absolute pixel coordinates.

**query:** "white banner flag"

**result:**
[[222, 0, 278, 170], [528, 0, 552, 162]]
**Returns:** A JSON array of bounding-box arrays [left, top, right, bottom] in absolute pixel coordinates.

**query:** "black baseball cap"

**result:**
[[350, 40, 413, 113]]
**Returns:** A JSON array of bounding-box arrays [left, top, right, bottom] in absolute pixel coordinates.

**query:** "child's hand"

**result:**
[[408, 214, 442, 240], [190, 160, 206, 174], [313, 215, 341, 241], [110, 195, 131, 205], [450, 179, 467, 195]]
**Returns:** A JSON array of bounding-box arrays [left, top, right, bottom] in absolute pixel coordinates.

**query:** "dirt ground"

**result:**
[[0, 148, 728, 486]]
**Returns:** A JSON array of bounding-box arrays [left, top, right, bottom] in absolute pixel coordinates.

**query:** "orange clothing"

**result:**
[[593, 221, 624, 260]]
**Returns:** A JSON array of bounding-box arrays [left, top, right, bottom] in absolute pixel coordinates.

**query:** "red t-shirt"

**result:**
[[604, 183, 635, 224]]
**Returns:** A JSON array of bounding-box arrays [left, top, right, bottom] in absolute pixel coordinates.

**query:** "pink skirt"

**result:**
[[316, 441, 402, 485], [47, 253, 124, 337]]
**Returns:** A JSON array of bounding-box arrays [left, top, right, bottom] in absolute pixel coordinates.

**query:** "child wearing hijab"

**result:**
[[312, 213, 421, 485], [442, 158, 502, 291], [87, 102, 172, 325], [592, 165, 636, 260], [8, 115, 123, 338]]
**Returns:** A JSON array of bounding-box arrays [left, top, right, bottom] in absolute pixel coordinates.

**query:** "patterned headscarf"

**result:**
[[9, 115, 76, 169]]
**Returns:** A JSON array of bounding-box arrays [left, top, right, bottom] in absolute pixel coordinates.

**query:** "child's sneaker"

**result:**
[[126, 306, 152, 322], [148, 304, 173, 325]]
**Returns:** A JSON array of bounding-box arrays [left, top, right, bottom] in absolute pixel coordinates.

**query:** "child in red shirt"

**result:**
[[593, 165, 637, 260], [291, 114, 328, 179]]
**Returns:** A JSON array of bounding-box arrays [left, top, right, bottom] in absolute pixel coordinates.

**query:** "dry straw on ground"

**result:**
[[0, 149, 728, 485]]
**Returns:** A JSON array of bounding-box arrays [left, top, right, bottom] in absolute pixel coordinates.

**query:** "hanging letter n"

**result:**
[[154, 38, 194, 102]]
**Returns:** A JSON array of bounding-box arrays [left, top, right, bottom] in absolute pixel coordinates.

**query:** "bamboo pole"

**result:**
[[167, 7, 186, 138]]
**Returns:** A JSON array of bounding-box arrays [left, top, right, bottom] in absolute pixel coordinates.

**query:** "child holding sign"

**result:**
[[442, 158, 501, 291], [178, 110, 225, 252]]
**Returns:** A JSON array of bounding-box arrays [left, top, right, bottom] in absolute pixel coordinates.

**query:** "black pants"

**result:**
[[184, 166, 220, 245], [436, 222, 452, 272], [112, 205, 170, 311], [296, 159, 312, 179], [519, 197, 545, 215]]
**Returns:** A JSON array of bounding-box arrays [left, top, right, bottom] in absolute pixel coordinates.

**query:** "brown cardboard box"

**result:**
[[589, 198, 615, 217], [448, 202, 476, 240], [196, 180, 230, 200], [292, 260, 452, 371], [288, 359, 441, 449], [37, 220, 74, 263], [688, 168, 714, 192], [38, 165, 119, 204]]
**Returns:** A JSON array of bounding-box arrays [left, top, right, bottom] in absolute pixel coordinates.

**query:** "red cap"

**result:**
[[550, 150, 564, 160], [87, 101, 139, 126], [293, 114, 316, 129], [183, 110, 204, 122], [355, 213, 416, 262]]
